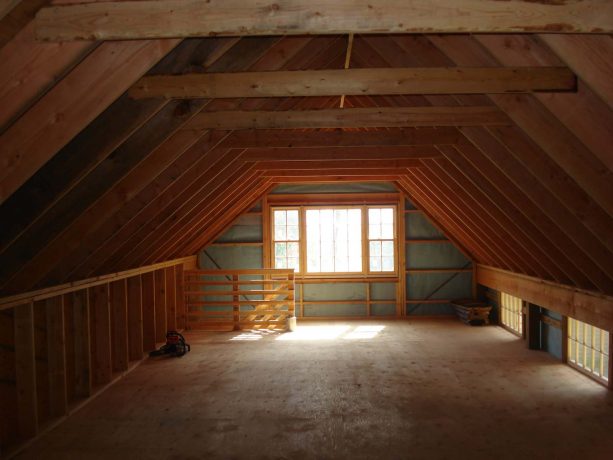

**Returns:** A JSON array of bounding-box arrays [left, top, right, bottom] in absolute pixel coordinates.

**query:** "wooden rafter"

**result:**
[[129, 67, 576, 99], [35, 0, 613, 41]]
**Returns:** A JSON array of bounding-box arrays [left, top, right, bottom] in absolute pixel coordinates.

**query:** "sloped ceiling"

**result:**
[[0, 4, 611, 297]]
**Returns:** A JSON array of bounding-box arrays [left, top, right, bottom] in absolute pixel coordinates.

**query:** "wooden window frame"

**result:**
[[271, 207, 301, 272], [567, 317, 610, 386], [267, 194, 399, 280], [499, 291, 523, 337]]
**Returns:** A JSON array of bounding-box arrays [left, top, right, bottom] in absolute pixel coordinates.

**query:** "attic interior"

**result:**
[[1, 1, 613, 459]]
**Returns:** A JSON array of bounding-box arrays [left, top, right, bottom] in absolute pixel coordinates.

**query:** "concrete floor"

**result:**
[[16, 319, 613, 460]]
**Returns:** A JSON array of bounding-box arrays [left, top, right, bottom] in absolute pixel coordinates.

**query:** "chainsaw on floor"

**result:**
[[149, 330, 190, 358]]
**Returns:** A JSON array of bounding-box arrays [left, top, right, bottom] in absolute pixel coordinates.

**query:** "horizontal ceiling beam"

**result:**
[[260, 168, 414, 176], [35, 0, 613, 41], [241, 146, 440, 161], [130, 67, 576, 99], [190, 107, 511, 130], [227, 127, 459, 148], [255, 159, 423, 170]]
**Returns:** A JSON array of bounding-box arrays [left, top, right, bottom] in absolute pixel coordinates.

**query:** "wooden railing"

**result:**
[[184, 269, 295, 331]]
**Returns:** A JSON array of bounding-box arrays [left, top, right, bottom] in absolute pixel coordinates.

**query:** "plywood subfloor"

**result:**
[[16, 319, 613, 459]]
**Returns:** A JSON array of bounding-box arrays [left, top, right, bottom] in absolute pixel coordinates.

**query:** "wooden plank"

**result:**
[[229, 128, 460, 148], [109, 280, 128, 373], [70, 289, 90, 399], [32, 300, 49, 425], [130, 67, 575, 99], [175, 265, 185, 331], [154, 269, 166, 344], [242, 146, 440, 162], [13, 302, 38, 439], [45, 296, 67, 418], [257, 159, 423, 170], [35, 0, 613, 41], [476, 265, 613, 333], [0, 22, 93, 133], [185, 106, 510, 129], [0, 0, 22, 21], [140, 272, 155, 352], [0, 38, 179, 205], [88, 284, 111, 386], [540, 35, 613, 109], [0, 256, 197, 310], [0, 0, 47, 47], [165, 267, 176, 331], [126, 276, 143, 361], [261, 168, 416, 177]]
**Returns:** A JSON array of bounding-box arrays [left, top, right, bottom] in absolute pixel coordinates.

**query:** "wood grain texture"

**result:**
[[130, 67, 576, 99], [0, 38, 179, 205], [190, 106, 511, 130], [35, 0, 613, 41]]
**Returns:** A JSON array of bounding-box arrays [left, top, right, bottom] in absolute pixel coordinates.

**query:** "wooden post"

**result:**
[[71, 289, 91, 398], [526, 303, 541, 350], [560, 316, 569, 364], [14, 302, 38, 440], [110, 280, 129, 373], [45, 296, 67, 418], [175, 265, 185, 331], [287, 272, 295, 318], [232, 274, 240, 330], [127, 275, 144, 361], [88, 284, 111, 386], [141, 272, 156, 352], [397, 195, 406, 317], [165, 266, 176, 331], [154, 269, 167, 343]]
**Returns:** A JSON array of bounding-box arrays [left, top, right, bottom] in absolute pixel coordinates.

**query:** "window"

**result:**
[[271, 205, 396, 275], [568, 318, 609, 383], [500, 292, 523, 335], [368, 208, 395, 272], [272, 209, 300, 271]]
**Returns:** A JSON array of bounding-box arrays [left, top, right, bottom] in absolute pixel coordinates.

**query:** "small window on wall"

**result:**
[[368, 207, 395, 272], [273, 209, 300, 272], [500, 292, 523, 335], [568, 318, 609, 384]]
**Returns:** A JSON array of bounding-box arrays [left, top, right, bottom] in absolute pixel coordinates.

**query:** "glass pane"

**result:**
[[287, 257, 299, 271], [569, 319, 576, 340], [382, 257, 394, 271], [287, 210, 299, 226], [320, 209, 334, 241], [348, 210, 362, 239], [577, 343, 584, 366], [287, 242, 299, 258], [335, 256, 348, 272], [370, 257, 381, 272], [603, 355, 609, 380], [370, 241, 381, 256], [348, 257, 362, 272], [275, 243, 286, 257], [321, 252, 334, 272], [348, 239, 362, 257], [275, 257, 286, 269], [274, 210, 286, 226], [568, 339, 575, 362], [594, 328, 601, 352], [585, 325, 592, 347], [381, 208, 394, 224], [274, 225, 286, 240], [287, 225, 299, 241], [369, 208, 381, 225], [369, 224, 380, 239], [381, 223, 394, 239], [594, 352, 601, 377], [585, 347, 593, 371], [577, 322, 584, 344], [382, 241, 394, 256], [604, 332, 609, 356]]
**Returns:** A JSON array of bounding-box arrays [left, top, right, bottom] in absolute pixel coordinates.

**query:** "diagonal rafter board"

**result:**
[[474, 34, 613, 172], [540, 34, 613, 110], [414, 162, 534, 277], [0, 22, 94, 133], [437, 144, 591, 290], [477, 264, 613, 333], [35, 0, 613, 41], [0, 38, 180, 205], [426, 158, 567, 284], [404, 169, 511, 271], [129, 67, 576, 99], [0, 0, 47, 47], [189, 106, 511, 130], [427, 34, 613, 220]]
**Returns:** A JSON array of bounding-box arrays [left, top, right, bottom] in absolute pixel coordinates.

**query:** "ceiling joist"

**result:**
[[130, 67, 576, 100], [35, 0, 613, 41], [190, 106, 511, 130]]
